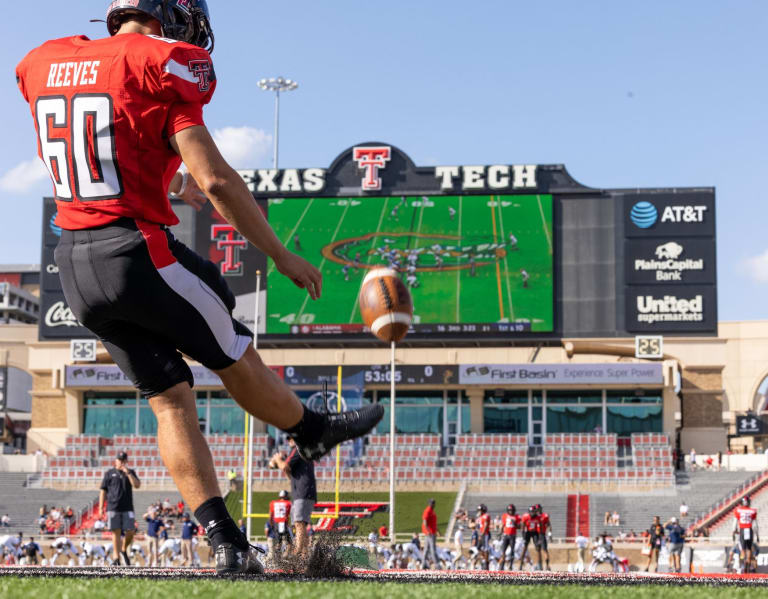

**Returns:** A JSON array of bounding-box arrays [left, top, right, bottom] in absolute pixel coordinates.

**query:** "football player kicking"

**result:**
[[17, 0, 383, 576]]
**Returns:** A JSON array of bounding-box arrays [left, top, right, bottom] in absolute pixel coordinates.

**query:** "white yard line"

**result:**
[[537, 194, 553, 254], [267, 198, 315, 276], [348, 197, 390, 323], [296, 202, 351, 321], [496, 197, 516, 321], [455, 196, 462, 322]]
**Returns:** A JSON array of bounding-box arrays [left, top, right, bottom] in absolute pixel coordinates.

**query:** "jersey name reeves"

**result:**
[[46, 61, 101, 88]]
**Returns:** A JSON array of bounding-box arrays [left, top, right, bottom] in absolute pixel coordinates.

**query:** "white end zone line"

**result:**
[[537, 194, 552, 254], [495, 196, 516, 321]]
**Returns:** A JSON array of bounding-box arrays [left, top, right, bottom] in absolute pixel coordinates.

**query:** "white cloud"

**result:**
[[212, 126, 272, 169], [744, 249, 768, 283], [0, 156, 49, 193]]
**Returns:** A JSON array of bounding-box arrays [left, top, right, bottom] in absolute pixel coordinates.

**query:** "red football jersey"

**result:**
[[501, 513, 520, 535], [735, 506, 757, 529], [270, 500, 291, 524], [538, 512, 551, 533], [477, 513, 491, 535], [16, 33, 215, 230], [521, 512, 539, 532]]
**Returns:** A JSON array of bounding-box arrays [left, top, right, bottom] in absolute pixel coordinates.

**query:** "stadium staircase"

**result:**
[[689, 470, 768, 538], [587, 470, 758, 538]]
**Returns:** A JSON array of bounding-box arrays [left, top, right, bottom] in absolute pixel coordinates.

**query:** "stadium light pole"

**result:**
[[257, 77, 299, 169]]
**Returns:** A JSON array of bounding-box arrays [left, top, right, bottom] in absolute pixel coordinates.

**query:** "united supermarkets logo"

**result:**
[[630, 201, 708, 229], [636, 294, 703, 323]]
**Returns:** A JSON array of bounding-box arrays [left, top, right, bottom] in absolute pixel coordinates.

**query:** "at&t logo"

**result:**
[[630, 201, 658, 228], [630, 201, 709, 229]]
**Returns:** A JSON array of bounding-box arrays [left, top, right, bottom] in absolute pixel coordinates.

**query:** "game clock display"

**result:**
[[265, 194, 554, 337]]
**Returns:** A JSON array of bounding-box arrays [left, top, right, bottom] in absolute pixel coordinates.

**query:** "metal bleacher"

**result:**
[[40, 431, 676, 489]]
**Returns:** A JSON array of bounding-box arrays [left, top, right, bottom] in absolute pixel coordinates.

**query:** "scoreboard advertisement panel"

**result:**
[[265, 194, 554, 336]]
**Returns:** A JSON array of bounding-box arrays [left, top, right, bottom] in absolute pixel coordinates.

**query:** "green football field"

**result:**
[[0, 578, 759, 599], [225, 491, 456, 539], [266, 194, 554, 334]]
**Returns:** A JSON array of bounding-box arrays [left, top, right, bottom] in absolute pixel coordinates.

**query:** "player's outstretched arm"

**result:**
[[171, 125, 322, 300]]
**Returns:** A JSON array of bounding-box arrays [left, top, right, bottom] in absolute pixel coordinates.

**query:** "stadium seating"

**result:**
[[39, 430, 676, 490]]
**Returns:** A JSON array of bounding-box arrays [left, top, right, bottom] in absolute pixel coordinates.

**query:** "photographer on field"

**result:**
[[270, 438, 317, 559]]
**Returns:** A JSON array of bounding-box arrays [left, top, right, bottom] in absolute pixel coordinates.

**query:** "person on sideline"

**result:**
[[99, 451, 140, 565]]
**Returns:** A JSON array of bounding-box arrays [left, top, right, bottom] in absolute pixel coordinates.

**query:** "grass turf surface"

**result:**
[[266, 194, 554, 333], [226, 491, 456, 538], [1, 578, 765, 599]]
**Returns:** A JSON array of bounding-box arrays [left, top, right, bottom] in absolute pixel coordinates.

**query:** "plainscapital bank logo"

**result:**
[[630, 201, 658, 228]]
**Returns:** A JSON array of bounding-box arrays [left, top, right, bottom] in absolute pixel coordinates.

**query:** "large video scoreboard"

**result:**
[[39, 143, 716, 343]]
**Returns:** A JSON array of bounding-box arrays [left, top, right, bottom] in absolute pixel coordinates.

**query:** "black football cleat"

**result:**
[[215, 543, 265, 576], [294, 404, 384, 461]]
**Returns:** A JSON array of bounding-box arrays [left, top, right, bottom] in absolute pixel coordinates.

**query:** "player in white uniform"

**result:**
[[448, 206, 457, 220], [508, 234, 518, 250], [0, 534, 22, 561], [124, 542, 146, 566], [402, 540, 423, 569], [436, 546, 454, 568], [51, 537, 79, 565], [159, 538, 182, 566], [406, 273, 419, 288], [79, 540, 107, 566]]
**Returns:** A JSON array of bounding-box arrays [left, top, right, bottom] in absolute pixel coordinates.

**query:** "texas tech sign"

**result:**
[[236, 143, 574, 197]]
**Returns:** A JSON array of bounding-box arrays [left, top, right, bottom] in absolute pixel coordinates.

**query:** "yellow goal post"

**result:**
[[241, 366, 343, 527]]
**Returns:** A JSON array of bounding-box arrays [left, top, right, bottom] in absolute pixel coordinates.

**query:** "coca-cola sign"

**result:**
[[44, 301, 79, 328], [38, 291, 93, 341]]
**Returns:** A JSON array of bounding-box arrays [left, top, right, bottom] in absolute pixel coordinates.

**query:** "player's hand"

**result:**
[[273, 249, 322, 300], [178, 175, 207, 211]]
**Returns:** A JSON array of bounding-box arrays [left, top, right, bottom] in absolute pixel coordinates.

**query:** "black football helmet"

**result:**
[[742, 496, 751, 507], [476, 504, 487, 514], [528, 505, 537, 514], [506, 504, 516, 515], [106, 0, 214, 53]]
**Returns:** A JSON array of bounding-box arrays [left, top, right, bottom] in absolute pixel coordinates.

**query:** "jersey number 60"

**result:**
[[35, 93, 123, 202]]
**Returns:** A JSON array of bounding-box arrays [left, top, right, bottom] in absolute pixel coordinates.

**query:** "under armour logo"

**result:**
[[352, 146, 391, 191]]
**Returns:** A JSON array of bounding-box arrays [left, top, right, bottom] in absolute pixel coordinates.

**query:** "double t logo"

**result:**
[[352, 146, 391, 191]]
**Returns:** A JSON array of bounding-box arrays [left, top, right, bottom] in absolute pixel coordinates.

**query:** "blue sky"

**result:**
[[1, 1, 766, 321]]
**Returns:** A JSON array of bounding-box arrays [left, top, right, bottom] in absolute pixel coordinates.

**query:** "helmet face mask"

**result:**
[[506, 504, 516, 515], [107, 0, 214, 53]]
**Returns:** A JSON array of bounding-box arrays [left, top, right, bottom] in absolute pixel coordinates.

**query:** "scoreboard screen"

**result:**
[[265, 194, 554, 337]]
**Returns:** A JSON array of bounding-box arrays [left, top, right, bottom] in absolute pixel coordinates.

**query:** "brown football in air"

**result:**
[[359, 268, 413, 343]]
